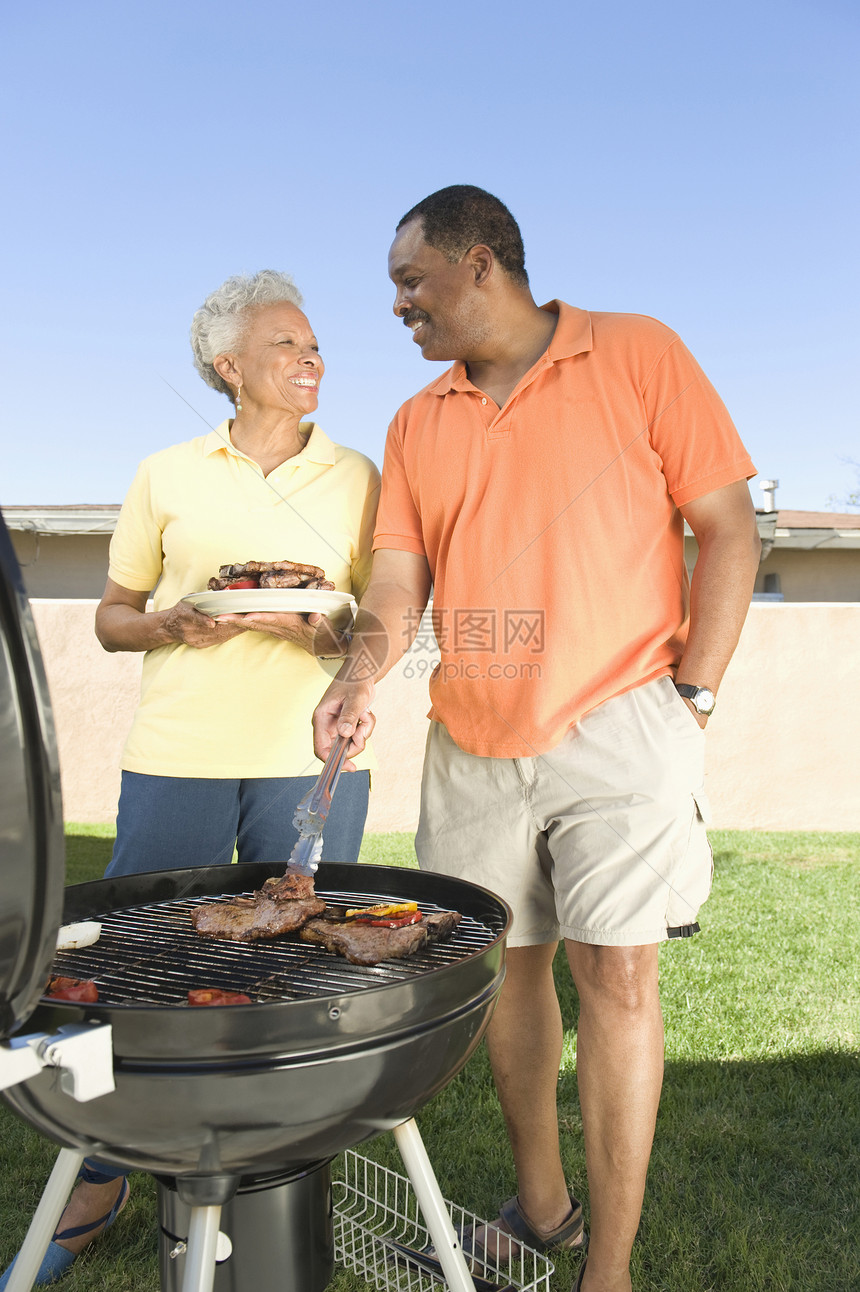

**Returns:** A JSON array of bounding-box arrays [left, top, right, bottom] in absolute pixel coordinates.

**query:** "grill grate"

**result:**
[[333, 1150, 553, 1292], [47, 888, 501, 1006]]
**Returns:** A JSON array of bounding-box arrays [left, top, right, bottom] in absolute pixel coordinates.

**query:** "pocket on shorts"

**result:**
[[665, 790, 714, 927], [692, 786, 712, 827], [663, 677, 707, 737]]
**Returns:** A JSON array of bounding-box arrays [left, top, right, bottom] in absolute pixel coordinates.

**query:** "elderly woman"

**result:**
[[98, 268, 379, 874], [0, 270, 379, 1289]]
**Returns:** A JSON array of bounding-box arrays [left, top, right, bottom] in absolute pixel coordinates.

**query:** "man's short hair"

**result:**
[[397, 185, 529, 288]]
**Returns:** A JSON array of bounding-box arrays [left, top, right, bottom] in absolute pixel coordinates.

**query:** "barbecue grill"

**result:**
[[6, 862, 509, 1177], [0, 513, 514, 1292]]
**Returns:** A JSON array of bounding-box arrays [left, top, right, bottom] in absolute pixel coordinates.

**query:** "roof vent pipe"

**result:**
[[760, 479, 779, 513]]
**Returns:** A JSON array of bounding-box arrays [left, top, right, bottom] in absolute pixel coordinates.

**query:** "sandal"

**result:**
[[572, 1254, 588, 1290], [461, 1192, 586, 1262], [386, 1239, 517, 1292], [0, 1168, 130, 1289]]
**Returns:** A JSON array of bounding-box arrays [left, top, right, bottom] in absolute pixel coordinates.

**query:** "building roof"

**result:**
[[1, 505, 121, 535], [682, 509, 860, 553], [771, 510, 860, 550], [4, 503, 859, 548], [776, 510, 860, 529]]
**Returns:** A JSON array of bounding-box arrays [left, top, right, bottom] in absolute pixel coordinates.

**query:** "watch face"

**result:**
[[694, 688, 716, 714]]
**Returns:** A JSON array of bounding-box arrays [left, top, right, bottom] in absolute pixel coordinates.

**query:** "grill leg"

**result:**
[[392, 1118, 478, 1292], [179, 1205, 222, 1292], [4, 1148, 85, 1292]]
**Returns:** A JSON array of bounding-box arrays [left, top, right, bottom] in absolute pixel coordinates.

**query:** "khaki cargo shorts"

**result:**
[[415, 676, 713, 947]]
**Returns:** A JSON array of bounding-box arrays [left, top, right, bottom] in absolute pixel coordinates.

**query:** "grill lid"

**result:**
[[0, 512, 65, 1040]]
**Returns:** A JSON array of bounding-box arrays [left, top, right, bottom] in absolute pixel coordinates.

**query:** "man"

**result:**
[[313, 185, 761, 1292]]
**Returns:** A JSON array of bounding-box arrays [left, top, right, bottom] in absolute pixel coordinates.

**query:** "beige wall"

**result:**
[[752, 548, 860, 602], [12, 532, 111, 599], [10, 528, 860, 604], [30, 600, 860, 835], [684, 535, 860, 603], [31, 601, 140, 823], [702, 603, 858, 829]]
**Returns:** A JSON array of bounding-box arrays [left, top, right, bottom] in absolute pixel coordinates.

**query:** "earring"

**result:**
[[235, 383, 242, 412]]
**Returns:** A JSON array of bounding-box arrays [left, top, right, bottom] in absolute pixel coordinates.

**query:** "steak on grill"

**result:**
[[257, 872, 318, 902], [191, 894, 325, 941], [300, 918, 428, 965], [423, 911, 462, 941]]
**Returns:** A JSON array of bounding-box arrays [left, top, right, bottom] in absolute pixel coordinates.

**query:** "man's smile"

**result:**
[[404, 311, 429, 339]]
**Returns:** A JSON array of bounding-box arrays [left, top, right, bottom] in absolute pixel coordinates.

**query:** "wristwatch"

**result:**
[[674, 683, 716, 717]]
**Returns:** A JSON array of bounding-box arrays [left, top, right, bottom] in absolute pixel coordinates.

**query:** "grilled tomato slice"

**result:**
[[188, 988, 252, 1006], [46, 976, 99, 1003]]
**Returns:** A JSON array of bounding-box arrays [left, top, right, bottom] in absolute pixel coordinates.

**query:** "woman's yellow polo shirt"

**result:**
[[108, 420, 379, 778]]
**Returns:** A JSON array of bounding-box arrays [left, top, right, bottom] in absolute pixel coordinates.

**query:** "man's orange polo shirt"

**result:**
[[374, 302, 756, 758]]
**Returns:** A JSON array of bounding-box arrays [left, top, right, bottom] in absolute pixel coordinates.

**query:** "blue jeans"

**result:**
[[87, 769, 369, 1180], [105, 769, 370, 875]]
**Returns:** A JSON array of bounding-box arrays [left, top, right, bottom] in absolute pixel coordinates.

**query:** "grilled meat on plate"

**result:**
[[206, 559, 334, 591]]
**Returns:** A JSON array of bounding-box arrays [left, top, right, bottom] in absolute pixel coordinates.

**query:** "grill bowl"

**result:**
[[2, 862, 510, 1176]]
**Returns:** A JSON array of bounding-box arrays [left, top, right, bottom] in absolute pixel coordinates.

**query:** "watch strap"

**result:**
[[674, 684, 701, 701], [674, 683, 716, 715]]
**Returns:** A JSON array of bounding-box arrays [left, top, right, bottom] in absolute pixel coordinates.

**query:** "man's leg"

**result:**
[[480, 943, 582, 1247], [417, 723, 579, 1250], [566, 941, 664, 1292]]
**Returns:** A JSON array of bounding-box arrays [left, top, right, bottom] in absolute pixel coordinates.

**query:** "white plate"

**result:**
[[182, 588, 357, 619]]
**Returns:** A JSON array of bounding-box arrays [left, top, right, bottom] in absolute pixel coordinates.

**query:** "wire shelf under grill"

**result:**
[[48, 888, 502, 1007], [333, 1151, 553, 1292]]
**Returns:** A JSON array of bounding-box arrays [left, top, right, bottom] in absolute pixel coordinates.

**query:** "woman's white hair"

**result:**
[[190, 270, 304, 400]]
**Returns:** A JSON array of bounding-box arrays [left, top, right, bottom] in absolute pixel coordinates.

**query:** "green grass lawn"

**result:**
[[2, 829, 858, 1290]]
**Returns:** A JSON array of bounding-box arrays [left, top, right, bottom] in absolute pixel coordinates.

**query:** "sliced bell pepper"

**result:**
[[353, 911, 423, 928], [344, 901, 419, 920]]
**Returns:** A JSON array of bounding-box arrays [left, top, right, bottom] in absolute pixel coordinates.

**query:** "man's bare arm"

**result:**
[[312, 548, 432, 761], [677, 479, 761, 724]]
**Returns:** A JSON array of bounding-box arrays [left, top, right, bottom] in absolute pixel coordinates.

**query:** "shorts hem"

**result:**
[[560, 924, 676, 947], [505, 931, 563, 949]]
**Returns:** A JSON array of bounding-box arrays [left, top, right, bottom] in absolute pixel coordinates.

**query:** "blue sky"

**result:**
[[4, 0, 858, 512]]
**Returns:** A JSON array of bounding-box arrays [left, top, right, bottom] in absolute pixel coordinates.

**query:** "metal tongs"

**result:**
[[288, 734, 351, 875]]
